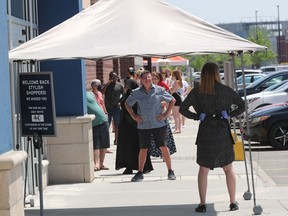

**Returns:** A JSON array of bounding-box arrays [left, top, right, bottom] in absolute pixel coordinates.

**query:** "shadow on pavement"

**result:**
[[25, 204, 219, 216]]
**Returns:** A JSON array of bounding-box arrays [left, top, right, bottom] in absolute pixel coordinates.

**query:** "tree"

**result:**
[[183, 28, 276, 71], [247, 27, 277, 68]]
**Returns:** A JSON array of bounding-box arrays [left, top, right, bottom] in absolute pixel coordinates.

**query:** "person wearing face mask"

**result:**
[[102, 71, 125, 145]]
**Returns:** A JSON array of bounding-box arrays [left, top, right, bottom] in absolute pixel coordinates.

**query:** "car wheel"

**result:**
[[268, 121, 288, 150]]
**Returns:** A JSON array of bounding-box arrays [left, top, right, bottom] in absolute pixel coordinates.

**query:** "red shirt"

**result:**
[[157, 81, 169, 91]]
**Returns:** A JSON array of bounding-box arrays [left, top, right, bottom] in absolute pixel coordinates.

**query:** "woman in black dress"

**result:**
[[180, 63, 245, 213], [115, 79, 153, 174]]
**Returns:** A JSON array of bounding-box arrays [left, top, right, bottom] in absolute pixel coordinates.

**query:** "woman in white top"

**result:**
[[162, 68, 173, 88], [170, 69, 183, 134]]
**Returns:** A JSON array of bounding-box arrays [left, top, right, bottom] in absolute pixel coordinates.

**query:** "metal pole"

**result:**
[[230, 54, 252, 199], [38, 147, 44, 216], [255, 11, 258, 40], [240, 53, 263, 215], [33, 133, 44, 215], [277, 5, 281, 63]]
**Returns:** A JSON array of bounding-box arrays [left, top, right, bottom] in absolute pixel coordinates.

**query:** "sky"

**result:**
[[164, 0, 288, 24]]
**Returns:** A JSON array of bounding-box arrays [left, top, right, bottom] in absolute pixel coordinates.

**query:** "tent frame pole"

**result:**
[[230, 54, 252, 199], [239, 52, 263, 215]]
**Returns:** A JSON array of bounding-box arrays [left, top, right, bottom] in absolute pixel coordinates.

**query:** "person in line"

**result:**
[[87, 83, 110, 171], [102, 71, 125, 145], [126, 67, 135, 79], [170, 69, 183, 134], [179, 75, 190, 128], [91, 79, 108, 114], [179, 62, 245, 212], [125, 70, 176, 182], [115, 79, 154, 174], [151, 71, 169, 91], [90, 79, 113, 154], [150, 71, 177, 158], [134, 67, 144, 86], [162, 68, 172, 87]]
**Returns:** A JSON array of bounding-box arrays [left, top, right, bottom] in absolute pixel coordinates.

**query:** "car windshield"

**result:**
[[272, 82, 288, 92], [246, 75, 267, 88], [246, 72, 281, 88], [263, 80, 288, 92], [236, 74, 263, 84]]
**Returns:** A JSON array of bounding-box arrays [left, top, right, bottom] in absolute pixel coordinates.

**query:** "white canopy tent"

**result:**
[[8, 1, 265, 214], [9, 0, 266, 61]]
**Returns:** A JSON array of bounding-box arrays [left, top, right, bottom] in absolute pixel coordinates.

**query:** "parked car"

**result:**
[[236, 73, 266, 89], [238, 71, 288, 96], [245, 81, 288, 113], [191, 72, 201, 81], [235, 69, 263, 78], [260, 65, 288, 73], [243, 102, 288, 149]]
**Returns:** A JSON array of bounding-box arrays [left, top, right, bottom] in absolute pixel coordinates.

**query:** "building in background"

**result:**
[[218, 19, 288, 64]]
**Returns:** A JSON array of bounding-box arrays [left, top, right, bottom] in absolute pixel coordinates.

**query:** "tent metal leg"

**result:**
[[230, 55, 252, 199], [231, 117, 252, 200], [239, 52, 263, 215]]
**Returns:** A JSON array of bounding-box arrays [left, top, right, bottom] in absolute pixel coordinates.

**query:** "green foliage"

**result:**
[[183, 55, 227, 72], [183, 28, 277, 70], [247, 27, 277, 67]]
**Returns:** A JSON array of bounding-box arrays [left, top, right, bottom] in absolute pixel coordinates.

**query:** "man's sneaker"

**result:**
[[167, 169, 176, 180], [131, 171, 143, 182]]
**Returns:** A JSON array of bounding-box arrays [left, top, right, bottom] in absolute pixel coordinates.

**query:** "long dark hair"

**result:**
[[199, 63, 221, 95]]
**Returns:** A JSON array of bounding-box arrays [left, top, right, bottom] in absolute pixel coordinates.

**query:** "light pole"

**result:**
[[277, 5, 281, 63], [255, 11, 258, 40]]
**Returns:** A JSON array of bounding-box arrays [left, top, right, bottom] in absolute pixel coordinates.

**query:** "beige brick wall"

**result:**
[[0, 151, 27, 216], [46, 115, 94, 184]]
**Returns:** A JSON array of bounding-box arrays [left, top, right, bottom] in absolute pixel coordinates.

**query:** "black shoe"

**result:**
[[131, 171, 143, 182], [167, 169, 176, 180], [122, 168, 133, 175], [195, 204, 207, 213], [229, 202, 239, 211]]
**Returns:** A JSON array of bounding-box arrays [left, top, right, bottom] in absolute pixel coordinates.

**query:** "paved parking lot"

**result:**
[[245, 142, 288, 186]]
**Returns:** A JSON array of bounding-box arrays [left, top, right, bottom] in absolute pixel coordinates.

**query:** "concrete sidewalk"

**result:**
[[25, 119, 288, 216]]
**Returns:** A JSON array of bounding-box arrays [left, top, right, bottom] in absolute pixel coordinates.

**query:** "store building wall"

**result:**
[[0, 3, 27, 216], [38, 0, 86, 116], [0, 0, 13, 154]]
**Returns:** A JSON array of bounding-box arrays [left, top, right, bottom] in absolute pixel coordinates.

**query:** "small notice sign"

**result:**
[[19, 72, 56, 136]]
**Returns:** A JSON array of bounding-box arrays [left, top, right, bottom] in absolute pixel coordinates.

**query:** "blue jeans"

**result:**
[[107, 107, 121, 127]]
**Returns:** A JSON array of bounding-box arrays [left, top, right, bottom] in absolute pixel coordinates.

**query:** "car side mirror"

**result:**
[[259, 83, 268, 90]]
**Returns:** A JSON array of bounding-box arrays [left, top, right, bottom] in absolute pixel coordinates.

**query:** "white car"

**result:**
[[236, 73, 266, 89], [245, 81, 288, 113], [235, 69, 263, 78]]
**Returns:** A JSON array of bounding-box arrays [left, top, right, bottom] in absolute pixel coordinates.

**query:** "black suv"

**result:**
[[238, 70, 288, 97]]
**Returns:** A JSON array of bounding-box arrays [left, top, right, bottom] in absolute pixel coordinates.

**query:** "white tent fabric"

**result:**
[[9, 0, 266, 61]]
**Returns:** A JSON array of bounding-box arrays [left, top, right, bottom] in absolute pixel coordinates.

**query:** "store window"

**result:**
[[11, 0, 24, 19]]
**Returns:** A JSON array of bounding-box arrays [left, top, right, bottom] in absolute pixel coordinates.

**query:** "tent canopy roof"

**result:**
[[9, 0, 266, 61]]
